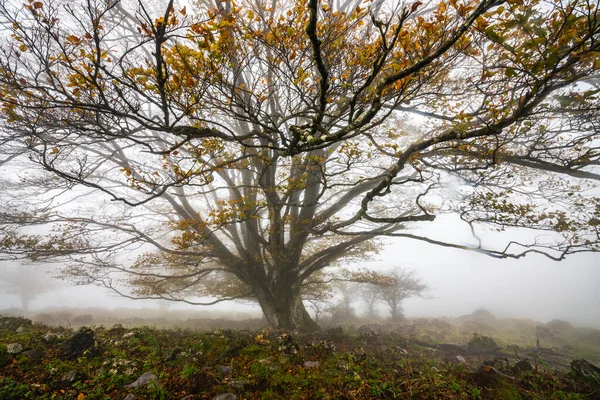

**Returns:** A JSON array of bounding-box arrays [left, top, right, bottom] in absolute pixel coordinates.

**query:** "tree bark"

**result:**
[[254, 284, 320, 333]]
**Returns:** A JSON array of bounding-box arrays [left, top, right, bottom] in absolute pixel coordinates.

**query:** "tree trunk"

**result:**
[[390, 305, 404, 322], [254, 285, 320, 333], [20, 292, 30, 312]]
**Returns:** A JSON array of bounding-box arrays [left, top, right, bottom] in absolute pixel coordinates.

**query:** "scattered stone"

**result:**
[[303, 361, 320, 368], [212, 394, 237, 400], [0, 316, 32, 330], [163, 348, 181, 362], [43, 332, 59, 342], [61, 327, 96, 359], [23, 348, 44, 360], [357, 324, 382, 338], [122, 331, 136, 339], [16, 326, 25, 333], [219, 365, 234, 376], [227, 380, 246, 390], [125, 372, 158, 388], [7, 343, 23, 354], [455, 355, 467, 363], [62, 370, 79, 384], [123, 394, 136, 400], [570, 359, 600, 379]]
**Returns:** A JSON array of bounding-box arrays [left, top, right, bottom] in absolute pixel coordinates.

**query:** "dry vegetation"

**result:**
[[1, 308, 599, 399]]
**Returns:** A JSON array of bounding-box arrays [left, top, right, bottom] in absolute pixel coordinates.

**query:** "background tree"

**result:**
[[378, 269, 428, 322], [327, 282, 358, 323], [0, 262, 64, 311], [0, 0, 599, 332], [360, 283, 382, 319]]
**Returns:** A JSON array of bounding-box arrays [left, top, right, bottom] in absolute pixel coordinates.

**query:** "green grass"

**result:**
[[0, 315, 598, 399]]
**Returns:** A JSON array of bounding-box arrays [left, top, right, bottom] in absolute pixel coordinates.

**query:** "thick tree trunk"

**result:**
[[254, 285, 320, 333]]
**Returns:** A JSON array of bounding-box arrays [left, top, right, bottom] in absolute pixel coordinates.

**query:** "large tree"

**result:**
[[0, 0, 599, 331]]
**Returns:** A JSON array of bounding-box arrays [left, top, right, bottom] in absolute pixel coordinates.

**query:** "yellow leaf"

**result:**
[[77, 394, 85, 400], [66, 35, 81, 44], [33, 1, 43, 9], [19, 44, 27, 52]]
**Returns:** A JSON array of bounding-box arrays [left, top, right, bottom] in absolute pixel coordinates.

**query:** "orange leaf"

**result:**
[[66, 35, 81, 44], [33, 1, 43, 9]]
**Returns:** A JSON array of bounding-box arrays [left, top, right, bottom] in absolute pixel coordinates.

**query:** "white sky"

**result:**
[[2, 222, 599, 327]]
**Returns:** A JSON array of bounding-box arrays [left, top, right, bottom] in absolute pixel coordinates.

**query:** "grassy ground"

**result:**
[[1, 315, 599, 399]]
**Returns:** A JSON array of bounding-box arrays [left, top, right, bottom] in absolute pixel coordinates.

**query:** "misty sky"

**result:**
[[2, 224, 599, 327]]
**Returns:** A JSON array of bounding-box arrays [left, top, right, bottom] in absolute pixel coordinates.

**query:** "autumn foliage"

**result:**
[[0, 0, 599, 331]]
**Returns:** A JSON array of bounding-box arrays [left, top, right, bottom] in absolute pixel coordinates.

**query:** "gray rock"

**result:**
[[7, 343, 23, 354], [62, 370, 78, 384], [23, 348, 44, 360], [219, 365, 234, 376], [212, 394, 237, 400], [163, 348, 181, 362], [16, 326, 25, 333], [357, 324, 382, 338], [123, 394, 136, 400], [227, 380, 246, 390], [125, 372, 158, 388], [43, 332, 59, 342], [303, 361, 320, 368], [61, 327, 96, 359], [0, 316, 32, 330]]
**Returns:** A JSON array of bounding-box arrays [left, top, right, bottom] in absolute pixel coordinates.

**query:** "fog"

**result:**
[[2, 229, 599, 328]]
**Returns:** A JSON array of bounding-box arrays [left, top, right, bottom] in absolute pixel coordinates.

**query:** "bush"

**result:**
[[467, 334, 499, 353]]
